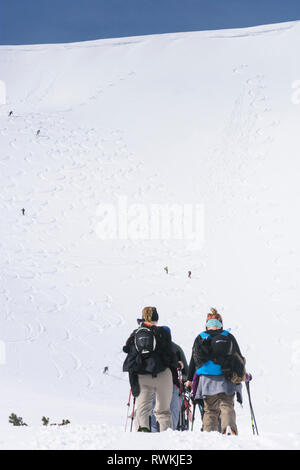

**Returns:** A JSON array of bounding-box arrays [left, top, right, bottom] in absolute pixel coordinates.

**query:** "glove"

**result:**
[[236, 392, 243, 405]]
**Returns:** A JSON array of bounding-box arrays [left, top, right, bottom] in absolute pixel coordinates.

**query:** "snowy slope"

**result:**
[[0, 21, 300, 449]]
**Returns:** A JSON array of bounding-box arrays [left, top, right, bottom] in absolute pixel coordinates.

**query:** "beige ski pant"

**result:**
[[203, 393, 238, 434], [135, 368, 173, 432]]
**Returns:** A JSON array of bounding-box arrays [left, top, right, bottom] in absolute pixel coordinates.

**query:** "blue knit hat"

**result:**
[[206, 318, 223, 329], [206, 308, 223, 329]]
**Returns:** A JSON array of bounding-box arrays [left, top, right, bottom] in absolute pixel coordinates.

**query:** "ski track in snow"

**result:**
[[0, 22, 300, 449], [0, 106, 178, 402]]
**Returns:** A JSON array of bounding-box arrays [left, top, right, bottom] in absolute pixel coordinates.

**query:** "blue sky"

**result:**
[[1, 0, 300, 45]]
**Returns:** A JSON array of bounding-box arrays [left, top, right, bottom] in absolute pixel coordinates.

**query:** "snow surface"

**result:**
[[0, 20, 300, 450]]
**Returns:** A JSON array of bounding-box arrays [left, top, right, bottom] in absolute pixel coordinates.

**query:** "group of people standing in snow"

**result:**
[[123, 306, 246, 434]]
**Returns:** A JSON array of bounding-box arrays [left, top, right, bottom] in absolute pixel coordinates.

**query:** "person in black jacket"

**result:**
[[150, 326, 188, 431], [186, 308, 245, 435], [123, 307, 180, 432]]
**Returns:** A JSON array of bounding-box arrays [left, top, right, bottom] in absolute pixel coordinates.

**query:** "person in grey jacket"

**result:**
[[186, 308, 245, 435]]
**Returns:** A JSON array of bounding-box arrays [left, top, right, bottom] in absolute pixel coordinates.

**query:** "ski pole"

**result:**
[[177, 369, 184, 431], [130, 396, 136, 432], [125, 389, 132, 432], [191, 398, 204, 432], [185, 388, 192, 430], [245, 373, 259, 435], [248, 375, 259, 435], [198, 400, 205, 432], [191, 400, 196, 431]]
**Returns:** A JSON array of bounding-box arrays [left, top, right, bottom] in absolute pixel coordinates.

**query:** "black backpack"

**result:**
[[209, 330, 246, 384], [210, 331, 233, 359], [134, 326, 157, 357]]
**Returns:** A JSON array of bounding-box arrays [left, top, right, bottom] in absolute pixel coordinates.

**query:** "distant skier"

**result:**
[[164, 266, 168, 275], [8, 111, 13, 117], [36, 129, 41, 136], [103, 366, 109, 375], [21, 208, 25, 216], [188, 271, 192, 279]]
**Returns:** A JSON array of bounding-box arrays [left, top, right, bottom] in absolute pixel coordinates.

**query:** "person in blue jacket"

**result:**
[[186, 308, 245, 435]]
